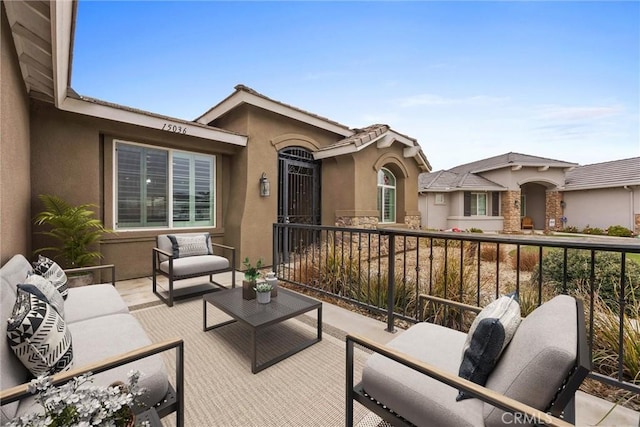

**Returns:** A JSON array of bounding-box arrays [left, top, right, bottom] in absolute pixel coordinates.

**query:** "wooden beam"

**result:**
[[11, 22, 51, 55]]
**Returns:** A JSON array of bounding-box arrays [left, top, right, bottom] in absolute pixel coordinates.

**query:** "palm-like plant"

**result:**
[[34, 194, 112, 268]]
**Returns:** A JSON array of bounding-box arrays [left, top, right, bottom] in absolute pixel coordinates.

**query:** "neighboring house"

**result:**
[[0, 2, 431, 278], [419, 152, 640, 234]]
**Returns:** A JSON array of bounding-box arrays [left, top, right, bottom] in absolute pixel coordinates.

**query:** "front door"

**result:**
[[277, 147, 321, 261]]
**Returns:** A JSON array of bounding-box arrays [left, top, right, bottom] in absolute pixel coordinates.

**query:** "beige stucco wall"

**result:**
[[481, 167, 566, 190], [419, 193, 449, 230], [29, 101, 239, 279], [1, 7, 32, 264], [211, 105, 343, 267], [210, 105, 424, 266], [563, 187, 639, 231]]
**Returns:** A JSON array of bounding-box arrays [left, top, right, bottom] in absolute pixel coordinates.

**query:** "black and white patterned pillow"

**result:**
[[23, 273, 65, 318], [456, 293, 521, 401], [167, 234, 212, 258], [7, 288, 73, 377], [32, 255, 68, 299]]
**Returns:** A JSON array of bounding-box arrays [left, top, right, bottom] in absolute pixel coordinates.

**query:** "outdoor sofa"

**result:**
[[0, 254, 184, 425], [347, 294, 590, 427]]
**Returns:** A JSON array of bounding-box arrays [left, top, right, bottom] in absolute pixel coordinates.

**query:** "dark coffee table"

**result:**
[[202, 287, 322, 373]]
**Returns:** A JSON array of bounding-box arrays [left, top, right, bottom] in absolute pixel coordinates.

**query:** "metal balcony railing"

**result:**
[[273, 223, 640, 397]]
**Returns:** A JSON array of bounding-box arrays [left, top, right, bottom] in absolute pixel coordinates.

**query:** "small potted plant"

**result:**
[[242, 257, 263, 300], [33, 194, 113, 286], [254, 281, 273, 304]]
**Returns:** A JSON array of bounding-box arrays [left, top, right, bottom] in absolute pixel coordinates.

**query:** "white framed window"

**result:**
[[470, 192, 487, 216], [435, 193, 445, 205], [115, 140, 216, 229], [377, 168, 396, 223]]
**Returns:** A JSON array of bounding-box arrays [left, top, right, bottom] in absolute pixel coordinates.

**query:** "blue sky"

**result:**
[[72, 1, 639, 170]]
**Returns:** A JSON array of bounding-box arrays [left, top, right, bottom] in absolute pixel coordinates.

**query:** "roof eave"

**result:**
[[61, 96, 247, 146], [196, 88, 353, 137]]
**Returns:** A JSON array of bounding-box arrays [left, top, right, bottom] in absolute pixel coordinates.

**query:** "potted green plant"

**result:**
[[242, 257, 263, 300], [254, 282, 273, 304], [33, 194, 112, 286]]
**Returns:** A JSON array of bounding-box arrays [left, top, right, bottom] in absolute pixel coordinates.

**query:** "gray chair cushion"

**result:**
[[1, 274, 29, 423], [483, 295, 577, 427], [64, 284, 129, 324], [159, 255, 229, 277], [362, 322, 485, 427]]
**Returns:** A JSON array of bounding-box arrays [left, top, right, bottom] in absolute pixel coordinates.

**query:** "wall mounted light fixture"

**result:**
[[560, 200, 566, 209], [259, 172, 270, 197], [514, 199, 519, 208]]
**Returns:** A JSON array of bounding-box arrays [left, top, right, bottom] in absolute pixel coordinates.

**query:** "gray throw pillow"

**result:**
[[167, 234, 212, 258], [457, 293, 521, 401]]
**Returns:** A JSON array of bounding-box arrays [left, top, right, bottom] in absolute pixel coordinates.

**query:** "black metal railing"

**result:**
[[273, 223, 640, 396]]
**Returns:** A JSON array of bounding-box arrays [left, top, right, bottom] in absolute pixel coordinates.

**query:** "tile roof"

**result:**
[[564, 157, 640, 190], [419, 170, 505, 192], [315, 124, 390, 152], [448, 152, 577, 174]]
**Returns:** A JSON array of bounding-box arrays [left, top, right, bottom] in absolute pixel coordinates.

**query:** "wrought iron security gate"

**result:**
[[277, 147, 321, 261]]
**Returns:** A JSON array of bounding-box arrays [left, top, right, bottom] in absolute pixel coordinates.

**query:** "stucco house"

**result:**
[[419, 152, 640, 234], [1, 1, 431, 279]]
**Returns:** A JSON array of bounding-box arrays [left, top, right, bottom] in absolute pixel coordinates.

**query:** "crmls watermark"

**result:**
[[501, 412, 553, 425]]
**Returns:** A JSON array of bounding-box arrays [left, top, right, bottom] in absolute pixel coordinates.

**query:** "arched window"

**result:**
[[377, 168, 396, 223]]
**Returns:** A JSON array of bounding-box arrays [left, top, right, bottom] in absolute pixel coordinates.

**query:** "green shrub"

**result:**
[[562, 226, 579, 233], [582, 225, 605, 235], [607, 225, 633, 238], [531, 249, 640, 312], [467, 228, 483, 233]]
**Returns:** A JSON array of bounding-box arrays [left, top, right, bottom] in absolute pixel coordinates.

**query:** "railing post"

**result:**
[[386, 231, 396, 333], [272, 223, 279, 277]]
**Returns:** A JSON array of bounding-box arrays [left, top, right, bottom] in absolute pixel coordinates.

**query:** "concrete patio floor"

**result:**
[[116, 272, 639, 427]]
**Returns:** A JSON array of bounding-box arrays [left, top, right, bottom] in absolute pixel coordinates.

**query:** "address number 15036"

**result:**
[[162, 123, 187, 134]]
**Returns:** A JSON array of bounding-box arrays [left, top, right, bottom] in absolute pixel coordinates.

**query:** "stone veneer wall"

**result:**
[[545, 191, 562, 231], [501, 190, 521, 233], [335, 216, 379, 230], [635, 214, 640, 236], [404, 215, 421, 230]]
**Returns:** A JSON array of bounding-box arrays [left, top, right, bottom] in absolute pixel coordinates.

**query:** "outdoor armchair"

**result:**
[[152, 233, 236, 307], [346, 294, 590, 427]]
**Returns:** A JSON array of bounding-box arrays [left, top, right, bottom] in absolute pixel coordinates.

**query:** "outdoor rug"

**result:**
[[132, 297, 371, 426]]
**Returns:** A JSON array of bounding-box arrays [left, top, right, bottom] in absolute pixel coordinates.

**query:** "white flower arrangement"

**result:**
[[7, 370, 149, 427]]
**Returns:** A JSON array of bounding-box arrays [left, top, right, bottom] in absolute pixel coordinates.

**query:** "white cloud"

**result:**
[[534, 104, 624, 121]]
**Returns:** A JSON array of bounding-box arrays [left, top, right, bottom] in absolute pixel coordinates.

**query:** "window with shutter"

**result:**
[[115, 141, 215, 229], [377, 168, 396, 223]]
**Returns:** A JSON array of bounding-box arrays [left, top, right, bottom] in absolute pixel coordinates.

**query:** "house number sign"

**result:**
[[161, 123, 188, 134]]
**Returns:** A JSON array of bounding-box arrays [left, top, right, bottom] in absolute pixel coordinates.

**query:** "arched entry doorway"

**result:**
[[277, 147, 321, 225], [277, 147, 321, 261], [520, 182, 547, 230]]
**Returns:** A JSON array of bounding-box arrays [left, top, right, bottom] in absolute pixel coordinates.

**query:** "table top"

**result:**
[[203, 287, 321, 328]]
